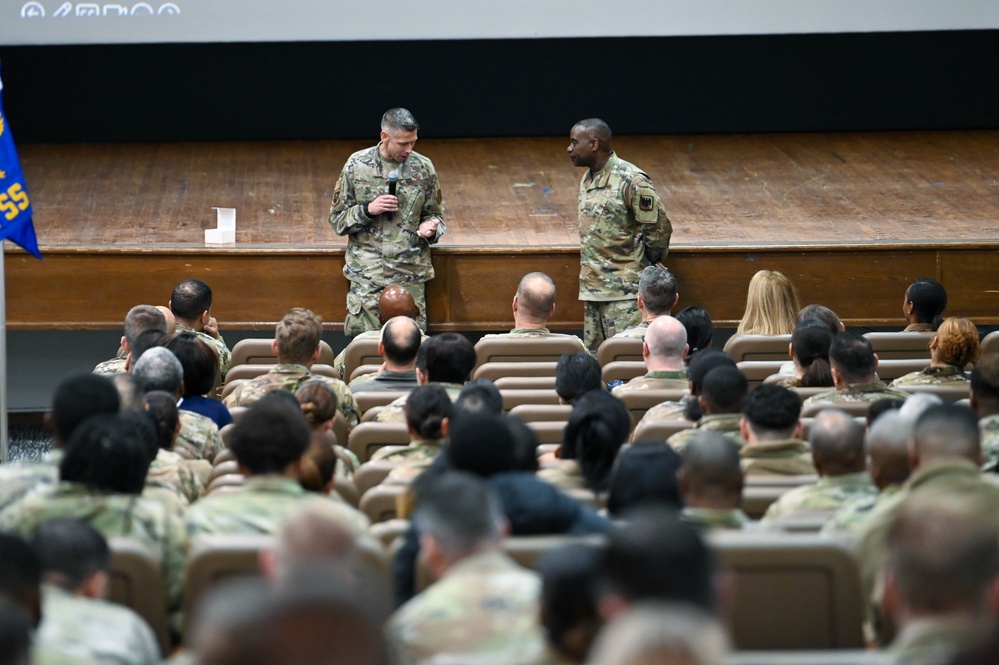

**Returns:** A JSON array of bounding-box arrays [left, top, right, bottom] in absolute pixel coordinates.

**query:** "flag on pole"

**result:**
[[0, 68, 41, 259]]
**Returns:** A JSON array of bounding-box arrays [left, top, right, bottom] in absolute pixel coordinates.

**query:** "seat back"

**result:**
[[602, 361, 648, 384], [493, 376, 557, 390], [353, 461, 399, 498], [526, 420, 569, 444], [354, 391, 410, 417], [359, 484, 406, 524], [183, 534, 271, 618], [724, 335, 793, 362], [108, 538, 170, 655], [874, 358, 930, 382], [801, 400, 872, 418], [231, 338, 335, 367], [343, 338, 384, 383], [632, 418, 693, 442], [500, 389, 561, 411], [894, 383, 971, 403], [223, 364, 274, 383], [863, 332, 934, 360], [597, 336, 644, 366], [508, 403, 573, 423], [346, 422, 410, 463], [220, 379, 247, 401], [349, 364, 383, 383], [474, 336, 587, 368], [472, 361, 559, 381], [738, 360, 789, 389], [617, 388, 688, 426]]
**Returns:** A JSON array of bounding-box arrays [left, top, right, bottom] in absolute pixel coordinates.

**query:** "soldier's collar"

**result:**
[[587, 151, 618, 188]]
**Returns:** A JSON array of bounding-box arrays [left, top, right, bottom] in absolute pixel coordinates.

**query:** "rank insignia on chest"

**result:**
[[639, 195, 654, 211]]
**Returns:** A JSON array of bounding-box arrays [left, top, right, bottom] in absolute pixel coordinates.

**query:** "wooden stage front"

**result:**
[[8, 131, 999, 331]]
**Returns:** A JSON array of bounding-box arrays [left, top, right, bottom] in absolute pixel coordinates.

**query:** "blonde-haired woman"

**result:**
[[892, 317, 980, 386], [724, 271, 800, 354]]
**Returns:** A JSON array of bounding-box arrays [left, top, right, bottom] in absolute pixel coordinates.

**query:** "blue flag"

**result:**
[[0, 69, 41, 259]]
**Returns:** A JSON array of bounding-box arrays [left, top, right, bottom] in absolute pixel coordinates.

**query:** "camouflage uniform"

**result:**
[[0, 482, 187, 608], [374, 383, 463, 424], [636, 398, 690, 426], [0, 451, 60, 513], [681, 507, 752, 531], [666, 414, 744, 453], [174, 410, 225, 463], [740, 438, 816, 476], [145, 448, 207, 507], [93, 355, 127, 376], [370, 439, 444, 465], [329, 145, 446, 336], [577, 152, 672, 352], [761, 471, 877, 523], [820, 484, 901, 536], [980, 413, 999, 472], [479, 328, 589, 353], [611, 369, 688, 396], [184, 475, 369, 538], [222, 364, 360, 429], [802, 381, 910, 409], [37, 585, 161, 665], [613, 319, 651, 340], [890, 364, 969, 387], [386, 550, 547, 665], [175, 323, 231, 380]]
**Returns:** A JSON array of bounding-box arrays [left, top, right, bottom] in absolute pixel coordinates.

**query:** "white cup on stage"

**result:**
[[205, 207, 236, 244]]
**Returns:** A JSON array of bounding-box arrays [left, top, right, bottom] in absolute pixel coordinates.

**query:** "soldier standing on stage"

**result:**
[[567, 118, 672, 352], [329, 108, 446, 337]]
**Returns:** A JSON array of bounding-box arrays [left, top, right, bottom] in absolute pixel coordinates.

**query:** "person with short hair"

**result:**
[[612, 315, 689, 394], [739, 384, 815, 476], [332, 283, 428, 377], [675, 306, 713, 359], [330, 108, 445, 336], [537, 544, 603, 664], [607, 442, 684, 518], [478, 272, 588, 351], [169, 278, 231, 379], [892, 317, 979, 387], [347, 315, 423, 393], [667, 366, 747, 453], [803, 332, 910, 407], [636, 350, 737, 427], [93, 304, 168, 376], [587, 603, 729, 665], [555, 352, 602, 405], [370, 384, 452, 471], [142, 390, 209, 508], [971, 352, 999, 471], [614, 265, 679, 339], [902, 278, 947, 332], [680, 431, 752, 530], [164, 331, 231, 428]]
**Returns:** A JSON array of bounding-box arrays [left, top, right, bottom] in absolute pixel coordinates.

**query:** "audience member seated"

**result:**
[[586, 603, 729, 665], [803, 332, 910, 408], [739, 384, 815, 476], [295, 380, 360, 477], [556, 352, 603, 405], [333, 283, 426, 377], [386, 472, 549, 664], [32, 518, 160, 665], [371, 384, 452, 481], [165, 332, 232, 428], [675, 306, 714, 360], [724, 269, 800, 351], [613, 266, 679, 339], [537, 543, 603, 664], [611, 315, 688, 395], [638, 350, 737, 427], [902, 277, 948, 332], [0, 412, 187, 610], [761, 408, 876, 524], [680, 431, 752, 531], [777, 319, 834, 388], [184, 393, 368, 538], [169, 278, 231, 379], [142, 391, 209, 508], [93, 305, 168, 376], [132, 346, 225, 463], [478, 271, 588, 351], [223, 308, 360, 430], [971, 353, 999, 471], [892, 317, 979, 387], [539, 390, 631, 495], [375, 332, 476, 423], [0, 373, 120, 513], [347, 316, 422, 392], [667, 366, 747, 453], [798, 303, 846, 334], [453, 379, 504, 416], [606, 441, 683, 518]]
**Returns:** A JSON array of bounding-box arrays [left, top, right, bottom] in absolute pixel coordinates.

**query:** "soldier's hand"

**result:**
[[367, 195, 399, 216], [417, 219, 440, 238], [203, 316, 221, 339]]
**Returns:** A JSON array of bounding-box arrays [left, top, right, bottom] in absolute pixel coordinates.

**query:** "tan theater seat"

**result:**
[[738, 360, 788, 389], [724, 335, 793, 363], [500, 389, 561, 411], [474, 336, 588, 368], [108, 538, 170, 655], [183, 534, 269, 619], [602, 361, 647, 384], [354, 391, 409, 417], [230, 338, 336, 368], [863, 331, 934, 360], [493, 376, 557, 391], [596, 336, 644, 366], [360, 484, 407, 524], [342, 338, 384, 383], [617, 388, 688, 426], [894, 383, 970, 403], [631, 418, 693, 442], [508, 403, 572, 423], [353, 460, 400, 498], [347, 422, 410, 463], [473, 362, 559, 381], [527, 420, 568, 444], [874, 358, 930, 382]]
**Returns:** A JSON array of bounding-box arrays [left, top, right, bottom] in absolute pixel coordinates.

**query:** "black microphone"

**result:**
[[387, 170, 399, 219]]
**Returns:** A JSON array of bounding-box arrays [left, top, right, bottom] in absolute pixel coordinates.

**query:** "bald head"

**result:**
[[380, 316, 421, 367], [644, 316, 687, 370], [513, 272, 557, 326], [378, 285, 420, 325], [809, 408, 866, 476], [866, 411, 913, 490], [155, 306, 177, 335], [912, 404, 981, 467]]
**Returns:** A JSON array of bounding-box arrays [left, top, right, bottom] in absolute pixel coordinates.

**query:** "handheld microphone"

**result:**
[[387, 170, 399, 219]]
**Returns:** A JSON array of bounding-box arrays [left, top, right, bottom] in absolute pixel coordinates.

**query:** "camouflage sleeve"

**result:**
[[627, 174, 672, 265], [329, 164, 375, 236], [214, 334, 232, 379], [160, 507, 189, 612], [335, 382, 361, 430], [420, 170, 446, 245]]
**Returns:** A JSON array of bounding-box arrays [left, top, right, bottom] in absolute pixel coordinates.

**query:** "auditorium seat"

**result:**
[[742, 485, 797, 519], [862, 331, 934, 360], [500, 389, 561, 411], [526, 420, 568, 444], [354, 391, 409, 417], [362, 406, 386, 422], [222, 363, 341, 385], [230, 338, 336, 368], [472, 361, 559, 381], [508, 403, 572, 423], [348, 364, 383, 383], [212, 446, 236, 467], [631, 418, 693, 442], [353, 461, 399, 498], [601, 360, 647, 384], [738, 360, 788, 389], [208, 460, 240, 484], [346, 422, 410, 463], [369, 518, 410, 549], [724, 334, 793, 363], [874, 358, 930, 382], [342, 338, 383, 384], [206, 473, 245, 495], [596, 336, 644, 366], [801, 401, 871, 418], [617, 388, 688, 426], [359, 484, 406, 523], [708, 531, 865, 650], [894, 383, 970, 403], [474, 336, 588, 369], [183, 534, 270, 618], [108, 538, 170, 655], [493, 376, 557, 390], [219, 379, 246, 401]]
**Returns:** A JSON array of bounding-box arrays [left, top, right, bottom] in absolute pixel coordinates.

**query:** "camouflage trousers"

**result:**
[[582, 299, 641, 352], [344, 280, 427, 337]]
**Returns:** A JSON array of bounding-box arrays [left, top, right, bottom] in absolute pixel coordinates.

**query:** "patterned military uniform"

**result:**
[[38, 585, 161, 665], [636, 398, 690, 427], [374, 383, 463, 424], [92, 355, 127, 376], [174, 410, 225, 464], [666, 414, 744, 453], [222, 364, 360, 429], [820, 484, 901, 536], [578, 152, 672, 351], [184, 475, 369, 537], [802, 381, 910, 409], [681, 507, 752, 531], [329, 145, 446, 336], [761, 471, 877, 523], [611, 369, 688, 396], [145, 448, 207, 508], [890, 364, 969, 387], [613, 319, 651, 340], [0, 453, 60, 513], [980, 413, 999, 472], [370, 439, 444, 466], [740, 438, 816, 476], [0, 482, 187, 608], [386, 550, 547, 665], [175, 323, 231, 380]]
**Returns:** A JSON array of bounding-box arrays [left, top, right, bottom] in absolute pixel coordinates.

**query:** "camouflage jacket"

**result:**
[[802, 381, 910, 408], [980, 413, 999, 472], [370, 439, 444, 466], [0, 482, 187, 608], [578, 152, 672, 302], [184, 475, 369, 538], [175, 323, 231, 380], [820, 483, 901, 536], [890, 364, 969, 387], [374, 383, 463, 424], [613, 319, 651, 339], [681, 507, 752, 531], [761, 471, 877, 522], [92, 356, 127, 376], [667, 413, 744, 453], [386, 551, 547, 665], [0, 451, 60, 513], [329, 145, 446, 286], [174, 410, 225, 463], [37, 585, 161, 665], [145, 448, 207, 508], [740, 438, 816, 476], [222, 364, 360, 428], [612, 369, 689, 395], [636, 398, 691, 426]]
